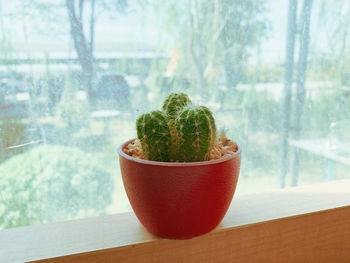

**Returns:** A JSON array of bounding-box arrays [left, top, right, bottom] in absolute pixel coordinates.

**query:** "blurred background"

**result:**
[[0, 0, 349, 229]]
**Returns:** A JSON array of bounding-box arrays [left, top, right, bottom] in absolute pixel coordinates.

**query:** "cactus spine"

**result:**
[[136, 110, 171, 162], [175, 105, 216, 162], [162, 93, 192, 120], [136, 93, 217, 162]]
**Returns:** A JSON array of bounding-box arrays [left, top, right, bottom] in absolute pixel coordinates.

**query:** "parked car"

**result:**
[[0, 77, 30, 119], [0, 75, 66, 119], [92, 73, 130, 110]]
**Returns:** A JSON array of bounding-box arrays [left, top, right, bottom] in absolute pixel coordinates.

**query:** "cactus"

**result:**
[[136, 93, 217, 162], [162, 93, 192, 120], [162, 93, 192, 160], [175, 105, 216, 162], [136, 110, 171, 162]]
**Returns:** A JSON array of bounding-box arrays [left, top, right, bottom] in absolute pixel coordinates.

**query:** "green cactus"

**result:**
[[162, 93, 192, 160], [167, 118, 180, 161], [136, 110, 171, 162], [175, 105, 217, 162], [162, 93, 192, 120], [136, 93, 217, 162]]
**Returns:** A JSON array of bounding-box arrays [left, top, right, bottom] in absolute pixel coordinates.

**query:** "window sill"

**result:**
[[1, 179, 350, 262]]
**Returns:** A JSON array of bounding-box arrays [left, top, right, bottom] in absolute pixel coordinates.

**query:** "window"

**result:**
[[0, 0, 349, 230]]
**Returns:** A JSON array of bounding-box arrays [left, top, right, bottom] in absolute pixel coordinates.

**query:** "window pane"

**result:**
[[0, 0, 349, 229]]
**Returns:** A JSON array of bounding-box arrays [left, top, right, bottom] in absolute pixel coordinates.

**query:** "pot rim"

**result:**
[[118, 138, 241, 167]]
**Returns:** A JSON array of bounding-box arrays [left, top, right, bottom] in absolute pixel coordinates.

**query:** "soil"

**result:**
[[123, 137, 238, 161]]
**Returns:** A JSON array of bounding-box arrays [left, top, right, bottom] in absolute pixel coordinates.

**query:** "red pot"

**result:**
[[118, 139, 241, 239]]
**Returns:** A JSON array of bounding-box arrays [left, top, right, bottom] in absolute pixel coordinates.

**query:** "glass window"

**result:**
[[0, 0, 349, 229]]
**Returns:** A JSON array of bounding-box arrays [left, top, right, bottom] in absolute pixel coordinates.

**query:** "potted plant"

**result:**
[[118, 93, 241, 239]]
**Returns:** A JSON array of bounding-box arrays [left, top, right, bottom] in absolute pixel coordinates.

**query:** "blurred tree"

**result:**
[[218, 0, 268, 92], [187, 0, 209, 99], [153, 0, 268, 101], [65, 0, 128, 104], [318, 0, 350, 85], [65, 0, 96, 104], [279, 0, 298, 188], [15, 0, 128, 105]]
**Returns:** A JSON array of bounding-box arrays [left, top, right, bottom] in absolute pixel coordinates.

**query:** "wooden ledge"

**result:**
[[1, 179, 350, 262]]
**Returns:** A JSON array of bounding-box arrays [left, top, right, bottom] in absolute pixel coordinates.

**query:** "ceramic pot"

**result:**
[[118, 139, 241, 239]]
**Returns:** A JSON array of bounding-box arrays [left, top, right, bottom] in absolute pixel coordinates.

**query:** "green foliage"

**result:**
[[315, 1, 350, 84], [136, 93, 217, 162], [307, 54, 339, 82], [243, 87, 280, 133], [243, 64, 283, 84], [56, 75, 89, 130], [302, 89, 350, 137], [0, 145, 114, 229], [149, 0, 269, 97], [318, 0, 350, 53], [219, 0, 269, 89]]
